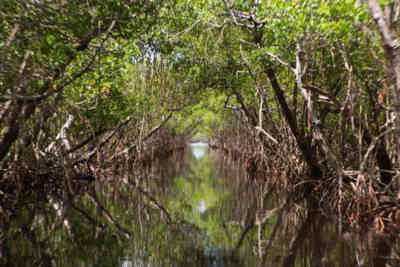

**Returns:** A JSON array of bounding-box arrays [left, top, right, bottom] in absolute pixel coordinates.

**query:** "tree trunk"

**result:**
[[264, 67, 322, 180], [367, 0, 399, 185]]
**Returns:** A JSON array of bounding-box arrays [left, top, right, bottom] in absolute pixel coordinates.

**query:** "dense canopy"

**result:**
[[1, 0, 400, 266]]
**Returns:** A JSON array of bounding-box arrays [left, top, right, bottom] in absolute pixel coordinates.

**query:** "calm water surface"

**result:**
[[6, 143, 400, 266]]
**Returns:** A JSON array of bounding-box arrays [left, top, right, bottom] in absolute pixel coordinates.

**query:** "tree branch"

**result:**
[[367, 0, 400, 49]]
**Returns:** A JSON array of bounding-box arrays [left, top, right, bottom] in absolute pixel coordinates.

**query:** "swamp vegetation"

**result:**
[[1, 0, 400, 266]]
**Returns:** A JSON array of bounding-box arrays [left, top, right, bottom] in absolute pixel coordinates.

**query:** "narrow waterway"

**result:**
[[113, 143, 400, 266], [6, 143, 400, 266], [121, 143, 400, 267]]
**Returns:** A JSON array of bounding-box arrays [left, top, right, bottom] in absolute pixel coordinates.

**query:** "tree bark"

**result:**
[[367, 0, 400, 129], [366, 0, 399, 184], [0, 104, 22, 162], [264, 67, 322, 179]]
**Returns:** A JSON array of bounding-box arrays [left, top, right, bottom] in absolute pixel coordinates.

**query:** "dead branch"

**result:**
[[86, 192, 132, 239], [45, 114, 75, 154], [111, 113, 173, 159]]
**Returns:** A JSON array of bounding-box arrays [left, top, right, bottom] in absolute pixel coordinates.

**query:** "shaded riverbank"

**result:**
[[2, 142, 400, 266]]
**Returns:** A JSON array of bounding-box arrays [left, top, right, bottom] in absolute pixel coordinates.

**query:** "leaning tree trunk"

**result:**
[[367, 0, 400, 126], [367, 0, 400, 184]]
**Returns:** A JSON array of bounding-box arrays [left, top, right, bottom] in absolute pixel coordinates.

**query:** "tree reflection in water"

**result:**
[[1, 143, 400, 266]]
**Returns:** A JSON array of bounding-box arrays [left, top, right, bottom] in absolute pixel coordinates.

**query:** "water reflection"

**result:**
[[191, 142, 208, 159], [2, 143, 400, 266], [198, 199, 207, 214]]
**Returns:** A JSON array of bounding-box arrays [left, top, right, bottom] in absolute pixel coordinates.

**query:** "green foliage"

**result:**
[[0, 0, 178, 138]]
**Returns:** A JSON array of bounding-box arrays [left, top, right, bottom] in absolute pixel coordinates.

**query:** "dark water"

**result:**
[[3, 143, 400, 266]]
